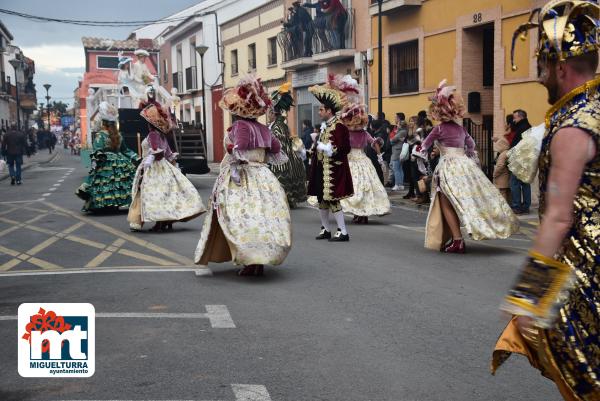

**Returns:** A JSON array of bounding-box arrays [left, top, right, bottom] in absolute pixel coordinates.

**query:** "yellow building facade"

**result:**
[[221, 0, 287, 126], [369, 0, 548, 139]]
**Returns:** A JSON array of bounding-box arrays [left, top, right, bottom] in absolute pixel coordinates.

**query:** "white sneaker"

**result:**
[[392, 185, 404, 191]]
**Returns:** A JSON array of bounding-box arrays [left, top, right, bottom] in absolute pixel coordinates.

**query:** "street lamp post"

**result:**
[[377, 0, 383, 119], [195, 45, 209, 151], [39, 102, 44, 127], [9, 58, 22, 130], [43, 84, 51, 131]]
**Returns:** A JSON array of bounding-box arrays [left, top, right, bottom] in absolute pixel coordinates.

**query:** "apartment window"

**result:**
[[267, 37, 277, 66], [248, 43, 256, 71], [389, 40, 419, 94], [189, 37, 197, 67], [97, 56, 120, 69], [231, 50, 238, 76]]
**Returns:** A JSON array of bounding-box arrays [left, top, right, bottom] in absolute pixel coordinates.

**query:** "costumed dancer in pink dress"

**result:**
[[194, 76, 291, 277], [421, 80, 519, 253], [339, 102, 390, 224]]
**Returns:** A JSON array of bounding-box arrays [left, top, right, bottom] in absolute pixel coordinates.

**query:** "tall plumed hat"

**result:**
[[340, 103, 369, 130], [98, 101, 119, 122], [140, 104, 172, 134], [428, 79, 465, 122], [271, 82, 294, 113], [308, 74, 355, 113], [511, 0, 600, 71], [220, 75, 272, 118]]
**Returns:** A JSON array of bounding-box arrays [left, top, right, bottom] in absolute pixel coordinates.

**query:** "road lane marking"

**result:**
[[42, 193, 51, 197], [0, 305, 235, 328], [56, 384, 271, 401], [0, 266, 208, 276], [45, 201, 194, 265]]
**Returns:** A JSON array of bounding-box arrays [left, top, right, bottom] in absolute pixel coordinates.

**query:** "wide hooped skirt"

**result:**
[[128, 159, 206, 225], [194, 161, 292, 267], [340, 149, 391, 217], [424, 153, 519, 250]]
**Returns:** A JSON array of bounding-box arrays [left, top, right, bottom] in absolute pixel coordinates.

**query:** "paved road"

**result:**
[[0, 150, 560, 401]]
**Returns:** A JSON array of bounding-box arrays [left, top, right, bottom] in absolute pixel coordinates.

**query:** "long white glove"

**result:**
[[317, 141, 333, 157], [142, 154, 155, 169]]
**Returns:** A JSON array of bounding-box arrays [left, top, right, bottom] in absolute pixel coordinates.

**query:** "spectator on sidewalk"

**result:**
[[509, 109, 532, 214], [403, 116, 422, 199], [504, 114, 516, 145], [1, 125, 27, 185], [390, 113, 407, 191], [493, 136, 511, 203], [301, 120, 313, 173], [417, 110, 433, 137]]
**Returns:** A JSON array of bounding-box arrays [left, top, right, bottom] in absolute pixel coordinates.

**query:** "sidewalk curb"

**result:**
[[0, 151, 60, 182]]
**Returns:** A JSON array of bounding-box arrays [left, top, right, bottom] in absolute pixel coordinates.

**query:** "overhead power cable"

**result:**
[[0, 8, 194, 27]]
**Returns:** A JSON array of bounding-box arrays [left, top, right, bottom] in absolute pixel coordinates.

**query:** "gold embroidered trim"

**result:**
[[545, 76, 600, 128]]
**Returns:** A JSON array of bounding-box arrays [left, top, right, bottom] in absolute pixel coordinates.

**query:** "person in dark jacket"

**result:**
[[1, 126, 27, 185], [509, 109, 532, 214]]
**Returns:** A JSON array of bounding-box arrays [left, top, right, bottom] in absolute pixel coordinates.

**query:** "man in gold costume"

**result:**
[[492, 1, 600, 400]]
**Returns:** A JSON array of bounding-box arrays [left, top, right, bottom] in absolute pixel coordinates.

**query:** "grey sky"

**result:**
[[1, 0, 204, 106]]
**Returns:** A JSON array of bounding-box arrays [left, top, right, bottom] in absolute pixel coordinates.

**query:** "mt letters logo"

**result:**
[[18, 303, 95, 377]]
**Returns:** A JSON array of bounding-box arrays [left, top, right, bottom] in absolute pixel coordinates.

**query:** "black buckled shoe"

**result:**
[[328, 229, 349, 242], [315, 226, 331, 240]]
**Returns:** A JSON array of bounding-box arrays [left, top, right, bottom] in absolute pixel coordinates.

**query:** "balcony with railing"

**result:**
[[368, 0, 422, 16], [312, 8, 356, 63], [172, 72, 183, 93], [185, 66, 197, 91], [278, 5, 357, 70]]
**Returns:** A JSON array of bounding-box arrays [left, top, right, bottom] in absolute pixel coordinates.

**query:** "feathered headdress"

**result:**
[[309, 74, 352, 113], [271, 82, 294, 113], [511, 0, 600, 71], [220, 75, 272, 118], [428, 79, 465, 122]]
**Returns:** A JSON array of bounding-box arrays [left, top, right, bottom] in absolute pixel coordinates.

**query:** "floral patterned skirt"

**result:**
[[129, 159, 206, 224], [425, 151, 519, 250], [340, 149, 391, 217], [194, 160, 291, 267]]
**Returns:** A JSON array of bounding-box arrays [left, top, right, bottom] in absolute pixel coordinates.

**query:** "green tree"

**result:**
[[50, 101, 68, 116]]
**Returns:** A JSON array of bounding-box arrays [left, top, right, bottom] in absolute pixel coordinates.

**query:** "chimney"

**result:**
[[138, 38, 153, 50]]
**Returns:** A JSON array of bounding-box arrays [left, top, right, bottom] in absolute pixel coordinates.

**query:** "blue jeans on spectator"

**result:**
[[6, 155, 23, 181], [391, 159, 404, 187], [510, 174, 531, 211]]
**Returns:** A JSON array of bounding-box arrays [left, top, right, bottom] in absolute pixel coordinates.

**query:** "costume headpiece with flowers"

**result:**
[[428, 79, 465, 122], [220, 75, 272, 119], [511, 0, 600, 71], [98, 101, 119, 123], [340, 103, 369, 131], [308, 74, 356, 113], [117, 51, 132, 68], [271, 82, 294, 113], [140, 103, 172, 134]]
